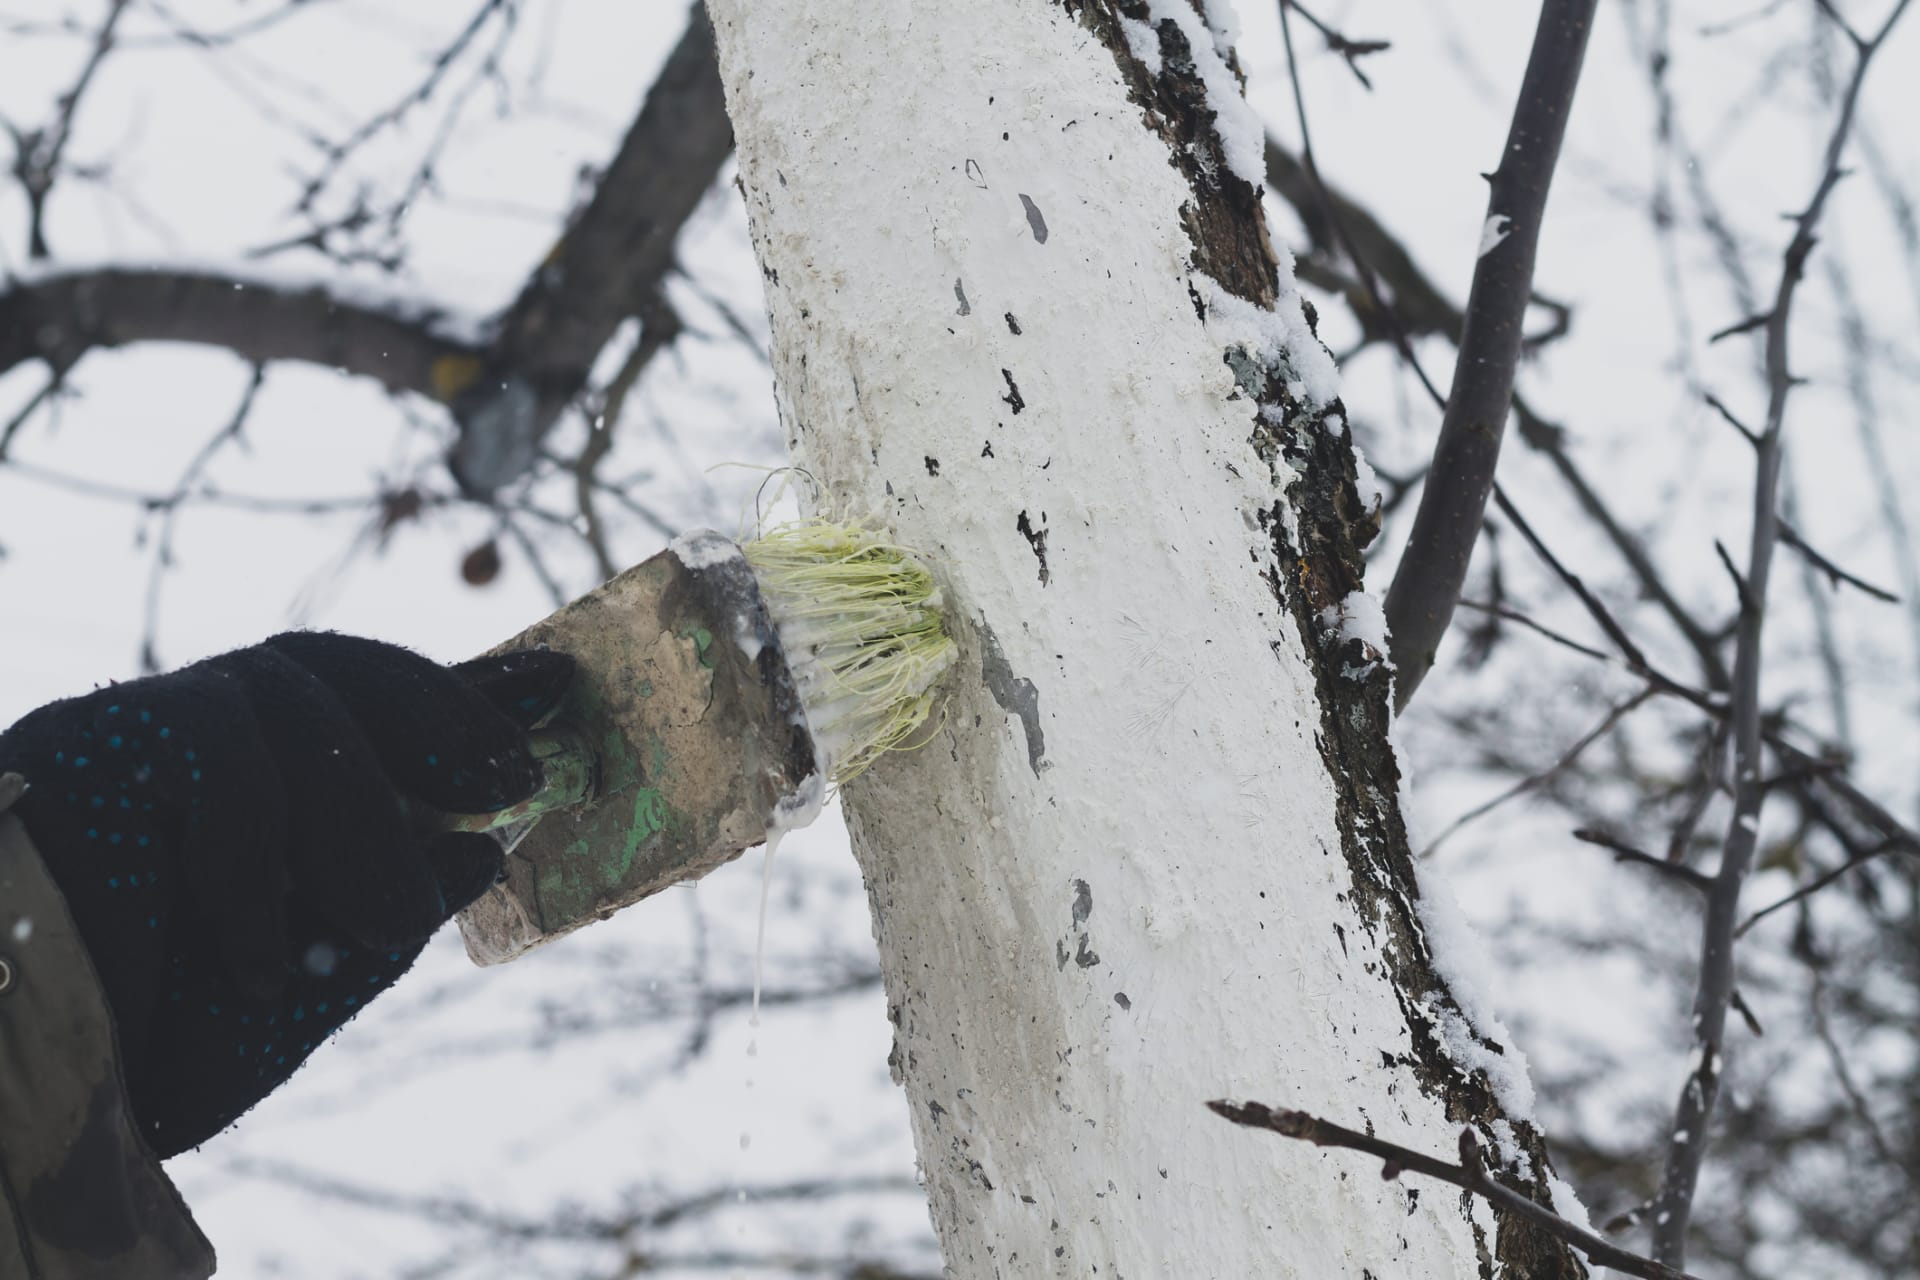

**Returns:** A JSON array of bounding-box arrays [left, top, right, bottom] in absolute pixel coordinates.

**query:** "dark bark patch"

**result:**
[[1019, 193, 1050, 243], [1001, 368, 1026, 413], [925, 456, 941, 476], [1005, 311, 1023, 335], [981, 624, 1047, 774], [955, 278, 972, 316], [1072, 1, 1276, 307], [1258, 353, 1579, 1278], [1017, 510, 1050, 585]]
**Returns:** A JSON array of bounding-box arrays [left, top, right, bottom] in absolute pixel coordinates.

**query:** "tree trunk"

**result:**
[[704, 2, 1584, 1274]]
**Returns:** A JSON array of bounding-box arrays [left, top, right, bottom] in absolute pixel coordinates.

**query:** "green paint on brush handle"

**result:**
[[431, 727, 599, 833]]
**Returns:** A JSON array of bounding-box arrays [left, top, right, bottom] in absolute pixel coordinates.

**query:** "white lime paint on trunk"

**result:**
[[706, 2, 1532, 1274]]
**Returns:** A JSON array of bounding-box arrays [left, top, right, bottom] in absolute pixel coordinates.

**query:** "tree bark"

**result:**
[[704, 2, 1583, 1274], [0, 267, 479, 398]]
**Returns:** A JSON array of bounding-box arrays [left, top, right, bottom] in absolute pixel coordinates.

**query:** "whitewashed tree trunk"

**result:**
[[704, 2, 1583, 1275]]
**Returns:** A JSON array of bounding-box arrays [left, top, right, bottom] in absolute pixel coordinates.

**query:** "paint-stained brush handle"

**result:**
[[451, 533, 820, 966]]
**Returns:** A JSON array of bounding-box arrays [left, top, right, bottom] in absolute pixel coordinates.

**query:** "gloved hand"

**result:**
[[0, 631, 573, 1157]]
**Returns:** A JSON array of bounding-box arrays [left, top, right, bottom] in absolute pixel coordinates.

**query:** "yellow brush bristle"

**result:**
[[742, 519, 956, 786]]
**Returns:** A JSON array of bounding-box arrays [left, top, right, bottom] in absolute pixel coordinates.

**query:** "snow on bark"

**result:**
[[705, 2, 1575, 1275]]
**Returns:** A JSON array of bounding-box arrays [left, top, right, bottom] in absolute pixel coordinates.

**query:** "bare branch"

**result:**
[[1383, 0, 1598, 707], [1702, 391, 1759, 447], [1422, 687, 1655, 854], [0, 365, 71, 459], [448, 3, 733, 495], [1706, 310, 1770, 343], [8, 0, 130, 258], [1711, 539, 1757, 615], [1276, 1, 1391, 89], [139, 365, 269, 671], [222, 1154, 922, 1247], [1510, 397, 1732, 690], [1264, 137, 1730, 687], [1776, 518, 1899, 603], [571, 297, 681, 582], [1207, 1102, 1702, 1280], [1650, 1, 1915, 1264], [1456, 598, 1613, 665], [1574, 828, 1713, 891], [1736, 837, 1904, 937], [1492, 485, 1652, 675], [0, 267, 480, 400]]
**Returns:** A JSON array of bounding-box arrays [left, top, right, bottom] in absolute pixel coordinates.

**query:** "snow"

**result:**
[[1202, 0, 1245, 61], [1414, 869, 1538, 1119], [1323, 588, 1391, 659], [1477, 214, 1513, 259], [1120, 17, 1163, 76], [1486, 1117, 1533, 1178], [1140, 0, 1267, 188], [1200, 268, 1342, 407], [1548, 1174, 1594, 1236]]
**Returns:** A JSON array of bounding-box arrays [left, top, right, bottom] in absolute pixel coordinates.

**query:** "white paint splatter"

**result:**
[[669, 527, 746, 571], [1478, 214, 1513, 258]]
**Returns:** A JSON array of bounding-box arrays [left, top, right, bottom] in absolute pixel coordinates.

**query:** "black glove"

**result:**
[[0, 631, 573, 1157]]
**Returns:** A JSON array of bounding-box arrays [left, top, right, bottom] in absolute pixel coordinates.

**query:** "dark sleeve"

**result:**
[[0, 773, 216, 1280]]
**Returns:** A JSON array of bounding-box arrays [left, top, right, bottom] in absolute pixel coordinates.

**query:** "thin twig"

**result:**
[[0, 365, 71, 459], [1277, 0, 1390, 89], [1805, 950, 1901, 1168], [1269, 24, 1448, 409], [1702, 392, 1759, 447], [1667, 725, 1730, 863], [139, 365, 268, 671], [1650, 1, 1914, 1264], [1207, 1103, 1703, 1280], [572, 297, 682, 581], [1574, 829, 1713, 891], [1736, 838, 1903, 936], [1711, 539, 1757, 614], [1492, 486, 1653, 675], [12, 0, 130, 258], [1423, 687, 1654, 854], [1456, 598, 1613, 665], [1776, 518, 1899, 603], [497, 513, 567, 608]]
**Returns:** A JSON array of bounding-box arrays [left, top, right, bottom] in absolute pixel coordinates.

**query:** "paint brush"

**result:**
[[440, 521, 955, 965]]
